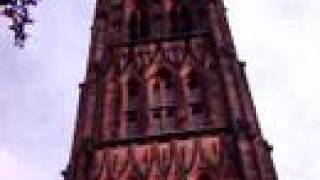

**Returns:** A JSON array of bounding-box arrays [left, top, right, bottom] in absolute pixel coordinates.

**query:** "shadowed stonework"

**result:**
[[63, 0, 277, 179]]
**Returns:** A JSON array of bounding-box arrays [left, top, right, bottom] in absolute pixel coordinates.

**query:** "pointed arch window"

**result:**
[[195, 0, 209, 30], [127, 78, 140, 136], [187, 73, 202, 102], [180, 4, 193, 33], [186, 71, 206, 128], [169, 0, 194, 34], [128, 0, 151, 41], [152, 81, 161, 108], [140, 8, 151, 38], [129, 11, 139, 40], [169, 4, 179, 33], [150, 68, 177, 133], [112, 86, 122, 137]]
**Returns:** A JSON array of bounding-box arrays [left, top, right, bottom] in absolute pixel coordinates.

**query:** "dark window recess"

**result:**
[[129, 12, 139, 40], [128, 0, 150, 40], [199, 174, 211, 180], [154, 12, 163, 21], [111, 3, 122, 11], [192, 105, 203, 114], [139, 0, 148, 7], [153, 83, 160, 105], [165, 79, 175, 89], [180, 5, 193, 33], [153, 0, 162, 4], [159, 69, 174, 88], [166, 107, 176, 117], [170, 7, 179, 33], [196, 5, 208, 30], [112, 19, 122, 31], [128, 80, 138, 97], [188, 77, 199, 89], [96, 10, 108, 19], [127, 111, 137, 123], [153, 110, 161, 119], [195, 0, 206, 8], [197, 5, 208, 18], [140, 9, 151, 38], [209, 61, 219, 70], [154, 82, 160, 90], [112, 19, 121, 26]]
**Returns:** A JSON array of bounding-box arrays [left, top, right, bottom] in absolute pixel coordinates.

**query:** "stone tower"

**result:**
[[63, 0, 278, 179]]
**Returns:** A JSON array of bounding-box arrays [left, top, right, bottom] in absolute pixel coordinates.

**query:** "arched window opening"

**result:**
[[180, 4, 193, 33], [161, 69, 177, 132], [160, 69, 176, 106], [129, 12, 139, 41], [152, 11, 163, 37], [128, 79, 139, 110], [150, 81, 161, 134], [187, 74, 201, 102], [152, 82, 161, 108], [187, 71, 206, 128], [150, 68, 177, 133], [169, 5, 179, 33], [127, 78, 140, 136], [140, 8, 151, 38], [111, 88, 121, 137], [128, 0, 151, 41], [195, 0, 209, 31], [191, 103, 205, 127]]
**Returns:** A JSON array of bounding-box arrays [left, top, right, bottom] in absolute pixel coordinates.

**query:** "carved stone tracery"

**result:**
[[64, 0, 278, 179]]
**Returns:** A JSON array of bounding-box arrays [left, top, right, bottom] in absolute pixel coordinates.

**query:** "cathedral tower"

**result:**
[[63, 0, 278, 179]]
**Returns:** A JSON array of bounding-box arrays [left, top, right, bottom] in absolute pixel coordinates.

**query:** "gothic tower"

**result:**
[[63, 0, 278, 179]]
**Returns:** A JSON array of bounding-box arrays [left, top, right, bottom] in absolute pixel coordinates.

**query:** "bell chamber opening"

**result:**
[[127, 0, 210, 43]]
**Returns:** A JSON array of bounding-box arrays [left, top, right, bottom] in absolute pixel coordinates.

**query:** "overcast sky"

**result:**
[[0, 0, 319, 179]]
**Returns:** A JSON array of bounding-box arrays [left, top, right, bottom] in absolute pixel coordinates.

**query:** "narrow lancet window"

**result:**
[[170, 5, 179, 33], [127, 78, 140, 136], [195, 0, 209, 30], [140, 8, 150, 38], [180, 5, 193, 33], [129, 0, 151, 41], [188, 75, 201, 102], [129, 12, 139, 41], [187, 71, 205, 128], [150, 68, 177, 133]]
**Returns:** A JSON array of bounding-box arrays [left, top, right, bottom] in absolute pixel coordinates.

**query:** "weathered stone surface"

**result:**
[[63, 0, 278, 179]]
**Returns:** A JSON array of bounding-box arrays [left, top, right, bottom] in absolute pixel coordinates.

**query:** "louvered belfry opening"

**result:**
[[63, 0, 278, 180], [127, 0, 210, 43]]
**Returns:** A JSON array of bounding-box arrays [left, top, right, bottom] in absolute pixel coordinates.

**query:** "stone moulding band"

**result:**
[[95, 127, 233, 148]]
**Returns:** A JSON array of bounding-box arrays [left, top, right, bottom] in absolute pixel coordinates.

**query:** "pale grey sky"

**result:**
[[0, 0, 319, 179]]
